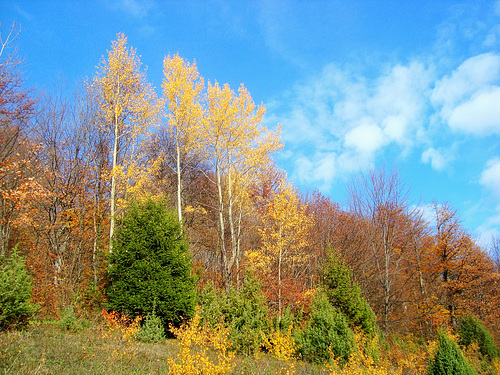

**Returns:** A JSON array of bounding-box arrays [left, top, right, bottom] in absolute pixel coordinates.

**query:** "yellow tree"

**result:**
[[92, 33, 160, 252], [199, 81, 282, 286], [247, 179, 313, 320], [162, 54, 204, 224]]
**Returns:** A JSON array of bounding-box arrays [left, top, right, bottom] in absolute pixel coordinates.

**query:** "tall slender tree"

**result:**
[[198, 81, 282, 285], [91, 33, 160, 252], [162, 54, 204, 224], [247, 178, 313, 319]]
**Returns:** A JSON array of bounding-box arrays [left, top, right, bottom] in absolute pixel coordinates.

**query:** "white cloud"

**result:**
[[475, 159, 500, 246], [345, 122, 386, 155], [476, 211, 500, 248], [382, 115, 407, 143], [432, 53, 500, 105], [274, 60, 432, 191], [413, 203, 438, 227], [432, 53, 500, 134], [448, 87, 500, 134], [480, 158, 500, 198], [422, 147, 450, 171]]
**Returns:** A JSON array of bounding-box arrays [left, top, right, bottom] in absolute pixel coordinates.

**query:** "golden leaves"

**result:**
[[168, 312, 235, 375], [256, 179, 314, 269], [92, 33, 160, 140], [162, 54, 204, 144]]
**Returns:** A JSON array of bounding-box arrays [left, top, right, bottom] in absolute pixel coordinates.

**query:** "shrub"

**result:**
[[427, 330, 477, 375], [168, 312, 235, 375], [58, 305, 84, 332], [298, 291, 355, 365], [322, 249, 377, 336], [198, 274, 270, 355], [136, 309, 165, 343], [458, 315, 499, 359], [0, 246, 38, 331], [106, 198, 196, 333]]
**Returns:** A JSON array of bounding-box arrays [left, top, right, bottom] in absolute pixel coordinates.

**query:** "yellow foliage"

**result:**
[[92, 33, 160, 135], [168, 313, 235, 375], [261, 326, 298, 362], [101, 309, 141, 342], [260, 326, 298, 375], [492, 358, 500, 375], [327, 332, 407, 375], [162, 53, 204, 149], [254, 179, 314, 272]]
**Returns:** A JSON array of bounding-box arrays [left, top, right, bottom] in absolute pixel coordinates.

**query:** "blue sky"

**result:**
[[2, 0, 500, 247]]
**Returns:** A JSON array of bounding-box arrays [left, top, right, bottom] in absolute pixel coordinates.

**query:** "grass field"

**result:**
[[0, 322, 327, 374]]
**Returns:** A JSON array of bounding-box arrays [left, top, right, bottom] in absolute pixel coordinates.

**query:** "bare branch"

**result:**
[[0, 21, 21, 63]]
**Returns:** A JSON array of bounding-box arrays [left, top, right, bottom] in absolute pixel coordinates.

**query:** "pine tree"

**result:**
[[428, 330, 477, 375], [0, 246, 38, 330], [106, 198, 196, 331], [322, 249, 378, 336], [298, 291, 355, 365]]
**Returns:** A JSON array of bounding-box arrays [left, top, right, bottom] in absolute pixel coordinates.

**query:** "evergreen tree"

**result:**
[[198, 273, 270, 355], [322, 249, 378, 336], [106, 199, 196, 331], [458, 315, 499, 359], [298, 291, 355, 365], [0, 246, 38, 330], [428, 330, 477, 375]]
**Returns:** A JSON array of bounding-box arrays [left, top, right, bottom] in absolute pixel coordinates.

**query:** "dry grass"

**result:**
[[0, 323, 326, 374]]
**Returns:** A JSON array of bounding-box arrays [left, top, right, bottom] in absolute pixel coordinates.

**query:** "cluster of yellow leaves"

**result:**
[[261, 326, 298, 361], [261, 326, 298, 375], [248, 180, 314, 272], [92, 33, 160, 136], [162, 53, 204, 149], [327, 331, 432, 375], [168, 313, 235, 375], [492, 358, 500, 375], [463, 341, 500, 375], [184, 205, 208, 215]]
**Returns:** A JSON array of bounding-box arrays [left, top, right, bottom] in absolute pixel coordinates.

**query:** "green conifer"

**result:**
[[106, 198, 196, 332]]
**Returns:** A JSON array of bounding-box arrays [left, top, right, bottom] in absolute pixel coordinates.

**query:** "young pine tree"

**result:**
[[458, 315, 499, 360], [0, 246, 38, 330], [298, 291, 355, 365], [106, 198, 196, 332], [322, 249, 378, 336], [428, 330, 477, 375]]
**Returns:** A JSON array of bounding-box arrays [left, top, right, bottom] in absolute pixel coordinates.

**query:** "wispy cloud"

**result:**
[[421, 147, 453, 171], [271, 60, 432, 188], [107, 0, 153, 18], [480, 158, 500, 199]]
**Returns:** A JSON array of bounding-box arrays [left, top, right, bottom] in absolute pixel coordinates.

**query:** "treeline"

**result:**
[[2, 26, 500, 348]]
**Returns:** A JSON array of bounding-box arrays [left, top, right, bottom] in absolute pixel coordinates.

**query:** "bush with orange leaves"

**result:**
[[100, 309, 142, 362]]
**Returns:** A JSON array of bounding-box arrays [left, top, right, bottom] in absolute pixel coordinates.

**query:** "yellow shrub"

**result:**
[[260, 326, 298, 375], [261, 326, 298, 361], [328, 332, 401, 375], [168, 313, 235, 375], [101, 309, 141, 341], [492, 358, 500, 375]]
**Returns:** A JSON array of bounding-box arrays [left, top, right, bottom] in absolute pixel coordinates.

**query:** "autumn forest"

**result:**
[[2, 26, 500, 373]]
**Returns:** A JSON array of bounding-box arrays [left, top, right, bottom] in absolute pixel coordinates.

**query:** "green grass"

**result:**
[[0, 323, 327, 374]]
